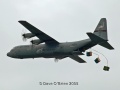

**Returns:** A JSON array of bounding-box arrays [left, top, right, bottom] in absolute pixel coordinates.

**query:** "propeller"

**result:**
[[30, 40, 33, 44], [30, 39, 34, 49], [21, 29, 27, 41], [22, 34, 27, 41], [30, 39, 34, 45]]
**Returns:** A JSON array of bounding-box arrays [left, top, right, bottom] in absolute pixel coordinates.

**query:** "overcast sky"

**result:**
[[0, 0, 120, 90]]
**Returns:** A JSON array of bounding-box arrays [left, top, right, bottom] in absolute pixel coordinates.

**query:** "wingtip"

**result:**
[[101, 18, 106, 20], [18, 20, 26, 23], [83, 61, 87, 63], [110, 47, 114, 50]]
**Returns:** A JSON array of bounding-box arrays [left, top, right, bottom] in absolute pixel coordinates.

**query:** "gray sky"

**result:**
[[0, 0, 120, 90]]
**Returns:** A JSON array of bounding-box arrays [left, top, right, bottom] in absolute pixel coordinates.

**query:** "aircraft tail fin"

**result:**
[[86, 18, 114, 50], [94, 18, 108, 40]]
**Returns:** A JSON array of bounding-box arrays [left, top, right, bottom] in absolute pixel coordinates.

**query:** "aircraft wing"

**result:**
[[18, 21, 59, 45], [69, 55, 86, 63]]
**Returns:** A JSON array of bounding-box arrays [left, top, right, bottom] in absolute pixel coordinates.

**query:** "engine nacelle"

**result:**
[[22, 33, 35, 39], [31, 39, 44, 45]]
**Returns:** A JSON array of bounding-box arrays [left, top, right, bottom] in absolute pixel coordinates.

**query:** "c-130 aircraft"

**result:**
[[7, 18, 114, 63]]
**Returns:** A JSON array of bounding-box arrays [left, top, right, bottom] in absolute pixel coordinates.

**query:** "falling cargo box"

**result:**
[[94, 57, 101, 63], [103, 66, 110, 71], [86, 52, 92, 56]]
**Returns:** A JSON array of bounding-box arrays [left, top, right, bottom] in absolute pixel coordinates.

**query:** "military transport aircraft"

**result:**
[[7, 18, 114, 63]]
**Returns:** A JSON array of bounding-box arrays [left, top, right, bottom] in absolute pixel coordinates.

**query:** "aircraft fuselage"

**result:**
[[7, 39, 93, 59]]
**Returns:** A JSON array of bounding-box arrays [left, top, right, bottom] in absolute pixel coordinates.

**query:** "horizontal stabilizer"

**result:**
[[69, 55, 86, 63], [99, 42, 114, 50], [87, 32, 114, 50], [87, 32, 107, 44]]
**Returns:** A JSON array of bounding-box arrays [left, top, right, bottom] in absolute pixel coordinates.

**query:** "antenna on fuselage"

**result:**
[[54, 58, 59, 62]]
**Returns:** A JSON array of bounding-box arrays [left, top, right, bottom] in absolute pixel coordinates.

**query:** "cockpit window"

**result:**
[[11, 46, 20, 52]]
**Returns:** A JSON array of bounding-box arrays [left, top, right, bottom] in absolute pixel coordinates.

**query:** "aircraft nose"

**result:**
[[7, 51, 18, 58], [7, 52, 11, 57], [7, 52, 14, 58]]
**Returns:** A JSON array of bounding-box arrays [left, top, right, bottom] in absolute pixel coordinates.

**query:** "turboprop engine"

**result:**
[[22, 33, 35, 39], [30, 39, 44, 45]]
